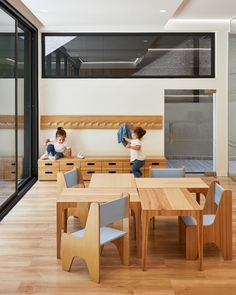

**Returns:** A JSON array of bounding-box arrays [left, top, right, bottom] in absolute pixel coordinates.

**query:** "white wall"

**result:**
[[40, 20, 229, 176]]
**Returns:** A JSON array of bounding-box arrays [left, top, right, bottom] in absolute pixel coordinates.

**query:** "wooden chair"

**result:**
[[149, 166, 186, 178], [179, 180, 232, 260], [57, 168, 88, 227], [61, 194, 130, 283], [150, 166, 185, 228]]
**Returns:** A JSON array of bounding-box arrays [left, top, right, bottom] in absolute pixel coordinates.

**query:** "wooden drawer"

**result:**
[[102, 168, 123, 174], [145, 160, 167, 168], [81, 169, 101, 180], [123, 167, 144, 174], [38, 160, 60, 169], [38, 168, 58, 181], [123, 161, 133, 168], [60, 160, 80, 171], [102, 161, 123, 168], [81, 161, 102, 169]]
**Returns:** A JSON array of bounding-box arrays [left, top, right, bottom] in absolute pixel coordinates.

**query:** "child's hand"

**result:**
[[44, 138, 50, 146], [126, 143, 131, 149]]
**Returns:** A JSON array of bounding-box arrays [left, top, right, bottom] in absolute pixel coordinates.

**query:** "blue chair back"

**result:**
[[64, 169, 78, 188], [150, 167, 184, 178], [100, 196, 128, 227], [214, 183, 224, 205]]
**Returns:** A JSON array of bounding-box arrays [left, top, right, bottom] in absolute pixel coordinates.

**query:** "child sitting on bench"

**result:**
[[41, 127, 71, 160]]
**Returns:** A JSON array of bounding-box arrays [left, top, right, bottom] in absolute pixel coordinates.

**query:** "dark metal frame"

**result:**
[[42, 32, 215, 79], [0, 0, 38, 220]]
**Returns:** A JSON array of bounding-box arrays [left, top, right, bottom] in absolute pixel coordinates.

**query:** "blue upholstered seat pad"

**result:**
[[64, 169, 78, 188], [151, 168, 183, 178], [215, 183, 224, 205], [71, 227, 126, 245], [182, 214, 216, 226]]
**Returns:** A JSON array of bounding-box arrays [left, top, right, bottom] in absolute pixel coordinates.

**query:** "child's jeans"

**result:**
[[132, 159, 145, 178], [47, 144, 64, 160]]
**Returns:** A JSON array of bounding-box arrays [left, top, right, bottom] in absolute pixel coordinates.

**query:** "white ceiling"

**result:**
[[173, 0, 236, 20], [20, 0, 183, 27]]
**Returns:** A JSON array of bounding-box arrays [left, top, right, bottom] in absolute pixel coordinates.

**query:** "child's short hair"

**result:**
[[133, 127, 146, 139], [56, 127, 66, 138]]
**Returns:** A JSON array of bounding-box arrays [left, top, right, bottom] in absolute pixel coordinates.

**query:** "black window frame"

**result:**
[[42, 32, 215, 79], [0, 0, 38, 220]]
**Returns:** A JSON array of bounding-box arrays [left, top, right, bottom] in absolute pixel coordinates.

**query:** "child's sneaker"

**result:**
[[48, 155, 56, 161], [77, 152, 85, 159], [40, 154, 48, 160]]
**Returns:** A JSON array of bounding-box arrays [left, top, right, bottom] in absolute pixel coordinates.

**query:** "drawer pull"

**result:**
[[108, 171, 116, 173], [45, 171, 53, 174], [66, 163, 74, 166], [11, 163, 16, 166], [151, 162, 159, 165], [11, 171, 16, 174], [87, 171, 95, 174], [108, 163, 116, 166], [87, 163, 95, 166], [45, 163, 53, 166]]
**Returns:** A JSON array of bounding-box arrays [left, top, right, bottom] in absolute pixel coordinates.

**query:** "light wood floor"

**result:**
[[0, 177, 235, 295]]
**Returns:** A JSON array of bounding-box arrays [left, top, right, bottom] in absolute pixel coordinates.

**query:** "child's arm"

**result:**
[[123, 136, 131, 143], [126, 144, 141, 151]]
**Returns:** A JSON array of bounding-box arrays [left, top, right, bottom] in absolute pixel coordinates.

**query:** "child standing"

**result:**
[[124, 127, 146, 178], [41, 127, 71, 160]]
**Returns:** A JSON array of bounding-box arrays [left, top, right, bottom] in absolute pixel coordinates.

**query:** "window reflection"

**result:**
[[43, 33, 215, 78]]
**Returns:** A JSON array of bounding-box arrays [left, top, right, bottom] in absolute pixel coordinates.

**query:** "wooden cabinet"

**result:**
[[38, 156, 167, 181]]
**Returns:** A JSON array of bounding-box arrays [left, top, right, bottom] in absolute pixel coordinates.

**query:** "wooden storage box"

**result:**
[[38, 159, 60, 181], [59, 159, 80, 172], [81, 168, 102, 180]]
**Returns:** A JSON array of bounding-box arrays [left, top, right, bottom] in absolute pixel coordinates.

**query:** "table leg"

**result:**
[[130, 203, 142, 258], [197, 211, 203, 271], [142, 211, 150, 271], [57, 203, 62, 259], [63, 209, 68, 233], [196, 193, 200, 204]]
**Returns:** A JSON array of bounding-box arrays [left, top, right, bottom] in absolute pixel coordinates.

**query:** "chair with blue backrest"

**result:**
[[179, 180, 232, 260], [57, 168, 88, 227], [150, 166, 185, 228], [61, 194, 130, 283], [149, 166, 186, 178]]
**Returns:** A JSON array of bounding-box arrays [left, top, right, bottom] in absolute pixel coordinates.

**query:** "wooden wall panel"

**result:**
[[40, 115, 163, 130]]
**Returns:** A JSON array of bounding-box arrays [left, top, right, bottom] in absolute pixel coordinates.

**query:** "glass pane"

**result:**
[[164, 89, 215, 174], [43, 33, 214, 78], [17, 23, 31, 184], [229, 34, 236, 179], [0, 8, 16, 205]]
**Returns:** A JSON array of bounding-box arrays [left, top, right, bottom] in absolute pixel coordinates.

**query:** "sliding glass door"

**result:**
[[0, 8, 16, 205], [164, 89, 215, 174], [0, 1, 38, 217]]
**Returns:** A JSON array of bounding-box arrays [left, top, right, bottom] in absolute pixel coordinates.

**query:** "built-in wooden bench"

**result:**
[[38, 156, 167, 180]]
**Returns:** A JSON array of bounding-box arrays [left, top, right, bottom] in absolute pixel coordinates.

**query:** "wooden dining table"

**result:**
[[57, 187, 141, 258], [136, 177, 209, 203], [89, 173, 137, 188], [139, 187, 203, 271]]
